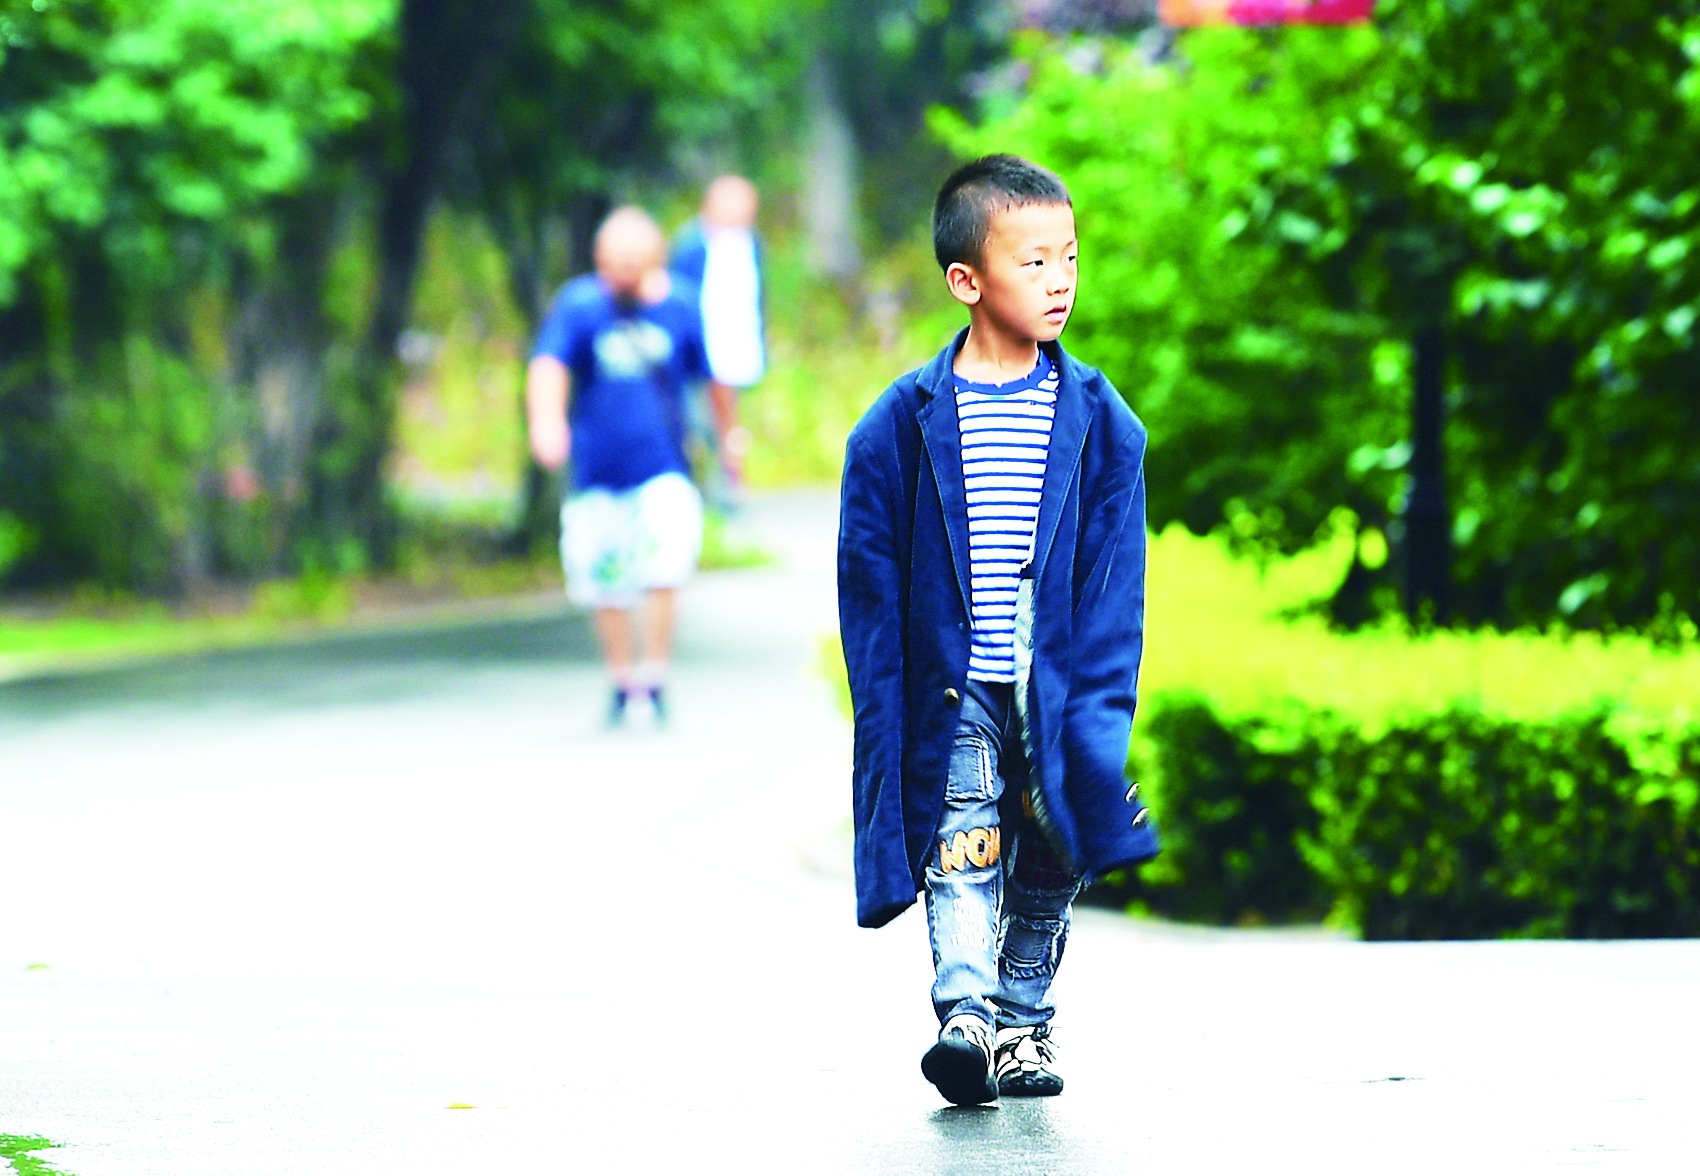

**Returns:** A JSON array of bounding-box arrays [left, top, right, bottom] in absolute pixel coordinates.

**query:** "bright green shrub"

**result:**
[[1110, 697, 1333, 926], [1114, 699, 1700, 939], [1090, 527, 1700, 938], [1303, 709, 1700, 939]]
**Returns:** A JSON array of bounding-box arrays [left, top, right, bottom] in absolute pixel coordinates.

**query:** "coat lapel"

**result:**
[[917, 337, 974, 622], [1033, 341, 1089, 578]]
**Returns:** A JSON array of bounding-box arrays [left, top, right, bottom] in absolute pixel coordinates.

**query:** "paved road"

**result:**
[[2, 491, 1694, 1175]]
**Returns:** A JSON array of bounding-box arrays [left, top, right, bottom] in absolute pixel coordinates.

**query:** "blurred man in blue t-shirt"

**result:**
[[526, 206, 718, 725]]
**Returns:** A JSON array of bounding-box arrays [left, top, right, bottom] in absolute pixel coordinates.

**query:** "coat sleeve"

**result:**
[[1074, 430, 1146, 714], [1065, 422, 1157, 870], [837, 426, 917, 927]]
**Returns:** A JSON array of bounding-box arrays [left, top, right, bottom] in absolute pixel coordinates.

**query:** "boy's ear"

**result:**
[[945, 261, 982, 307]]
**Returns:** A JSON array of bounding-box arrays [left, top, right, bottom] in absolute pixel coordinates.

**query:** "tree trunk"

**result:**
[[226, 188, 351, 575], [802, 53, 863, 283], [306, 0, 521, 567], [1403, 324, 1450, 623]]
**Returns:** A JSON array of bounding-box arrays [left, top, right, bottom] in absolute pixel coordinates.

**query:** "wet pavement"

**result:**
[[1, 490, 1694, 1174]]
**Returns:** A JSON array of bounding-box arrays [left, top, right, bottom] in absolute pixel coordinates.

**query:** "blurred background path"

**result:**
[[2, 489, 1694, 1175]]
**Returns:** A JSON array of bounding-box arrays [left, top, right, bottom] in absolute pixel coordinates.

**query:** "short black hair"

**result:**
[[933, 154, 1072, 272]]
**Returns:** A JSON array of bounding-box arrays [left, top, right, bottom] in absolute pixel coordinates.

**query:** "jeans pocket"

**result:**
[[945, 731, 998, 803]]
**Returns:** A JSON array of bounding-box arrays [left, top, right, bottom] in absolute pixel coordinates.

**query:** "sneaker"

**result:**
[[995, 1023, 1064, 1097], [605, 688, 629, 727], [646, 684, 668, 726], [921, 1014, 997, 1105]]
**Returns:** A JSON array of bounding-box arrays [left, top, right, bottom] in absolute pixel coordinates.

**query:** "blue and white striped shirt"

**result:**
[[957, 353, 1058, 683]]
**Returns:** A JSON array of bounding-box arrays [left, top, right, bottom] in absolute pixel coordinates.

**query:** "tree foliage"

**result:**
[[1287, 0, 1700, 628], [950, 3, 1700, 629], [0, 0, 387, 588], [2, 0, 1024, 590], [821, 0, 1012, 244], [936, 29, 1405, 567], [0, 0, 382, 304], [0, 0, 795, 591]]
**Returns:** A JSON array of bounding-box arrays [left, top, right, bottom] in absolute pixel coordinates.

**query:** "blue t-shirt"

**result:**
[[532, 275, 711, 492]]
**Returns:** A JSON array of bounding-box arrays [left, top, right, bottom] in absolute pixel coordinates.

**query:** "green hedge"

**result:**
[[1094, 699, 1332, 927], [1092, 698, 1700, 939], [1077, 525, 1700, 939]]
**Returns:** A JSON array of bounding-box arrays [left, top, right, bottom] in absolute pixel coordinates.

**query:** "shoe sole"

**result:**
[[997, 1073, 1064, 1097], [922, 1038, 998, 1106]]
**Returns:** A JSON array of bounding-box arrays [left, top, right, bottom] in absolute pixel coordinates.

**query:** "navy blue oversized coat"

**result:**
[[837, 331, 1159, 930]]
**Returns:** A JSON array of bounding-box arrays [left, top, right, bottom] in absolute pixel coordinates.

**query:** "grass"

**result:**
[[700, 512, 774, 571], [0, 1136, 73, 1176], [0, 544, 561, 677], [389, 212, 530, 508], [0, 508, 779, 676], [1141, 521, 1700, 742], [0, 612, 256, 665]]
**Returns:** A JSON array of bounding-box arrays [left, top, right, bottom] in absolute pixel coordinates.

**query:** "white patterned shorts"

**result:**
[[560, 472, 703, 608]]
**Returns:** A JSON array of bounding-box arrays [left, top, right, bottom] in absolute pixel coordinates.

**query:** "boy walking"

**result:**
[[837, 155, 1158, 1105]]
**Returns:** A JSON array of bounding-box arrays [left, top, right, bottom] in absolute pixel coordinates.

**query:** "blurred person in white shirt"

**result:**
[[671, 175, 765, 506]]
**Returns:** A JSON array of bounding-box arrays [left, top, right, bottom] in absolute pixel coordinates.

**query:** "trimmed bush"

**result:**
[[1097, 698, 1333, 927], [1081, 526, 1700, 938], [1104, 698, 1700, 939]]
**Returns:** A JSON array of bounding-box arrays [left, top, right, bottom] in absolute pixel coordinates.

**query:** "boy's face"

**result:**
[[949, 201, 1078, 345]]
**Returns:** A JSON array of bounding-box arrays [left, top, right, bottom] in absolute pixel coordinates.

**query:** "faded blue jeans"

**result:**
[[924, 679, 1085, 1029]]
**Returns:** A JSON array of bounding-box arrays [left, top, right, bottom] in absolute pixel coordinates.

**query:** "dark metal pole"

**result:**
[[1404, 325, 1450, 622]]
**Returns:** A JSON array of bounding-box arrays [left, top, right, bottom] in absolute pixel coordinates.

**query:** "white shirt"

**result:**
[[699, 227, 765, 387]]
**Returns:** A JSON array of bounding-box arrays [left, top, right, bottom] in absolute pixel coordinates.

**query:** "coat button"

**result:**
[[1125, 781, 1141, 803], [1131, 810, 1150, 830], [943, 687, 961, 706]]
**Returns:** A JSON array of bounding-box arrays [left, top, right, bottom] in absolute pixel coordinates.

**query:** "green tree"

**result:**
[[950, 6, 1700, 629], [1324, 1, 1700, 629], [937, 28, 1405, 577], [0, 0, 799, 589], [0, 0, 386, 589]]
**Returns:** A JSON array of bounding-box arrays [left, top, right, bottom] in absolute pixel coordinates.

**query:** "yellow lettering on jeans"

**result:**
[[938, 826, 1001, 873]]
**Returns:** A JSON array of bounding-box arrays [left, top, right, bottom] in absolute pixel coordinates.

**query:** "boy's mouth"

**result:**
[[1045, 304, 1070, 321]]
